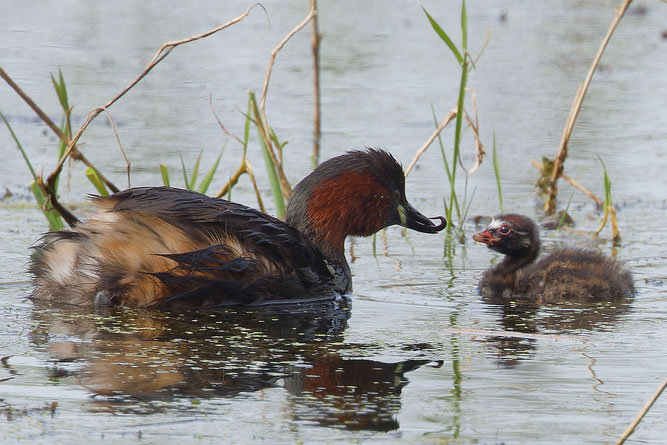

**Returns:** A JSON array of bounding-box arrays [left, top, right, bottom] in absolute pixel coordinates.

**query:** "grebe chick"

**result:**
[[30, 149, 446, 308], [472, 214, 634, 303]]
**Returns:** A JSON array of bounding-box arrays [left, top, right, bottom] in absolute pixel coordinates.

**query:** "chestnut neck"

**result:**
[[286, 172, 391, 266]]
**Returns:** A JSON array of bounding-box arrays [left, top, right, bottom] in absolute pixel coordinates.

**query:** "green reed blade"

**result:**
[[160, 164, 170, 187], [598, 155, 612, 207], [85, 167, 108, 196], [1, 111, 38, 180], [198, 145, 226, 194], [190, 150, 203, 190], [556, 192, 574, 231], [492, 133, 503, 213], [423, 8, 463, 65], [461, 0, 468, 51], [179, 153, 190, 190], [249, 91, 285, 217], [50, 69, 69, 111]]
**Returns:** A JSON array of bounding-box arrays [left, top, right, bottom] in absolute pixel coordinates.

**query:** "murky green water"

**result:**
[[1, 1, 666, 443]]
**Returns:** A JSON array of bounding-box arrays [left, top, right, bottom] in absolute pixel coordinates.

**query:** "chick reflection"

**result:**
[[283, 356, 431, 431], [482, 298, 632, 368]]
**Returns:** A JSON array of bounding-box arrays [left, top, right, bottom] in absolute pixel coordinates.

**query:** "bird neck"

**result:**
[[286, 171, 391, 265], [285, 191, 348, 266], [496, 238, 541, 276]]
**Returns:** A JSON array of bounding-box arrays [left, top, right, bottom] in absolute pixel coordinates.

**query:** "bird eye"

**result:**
[[392, 191, 400, 201], [498, 224, 511, 235]]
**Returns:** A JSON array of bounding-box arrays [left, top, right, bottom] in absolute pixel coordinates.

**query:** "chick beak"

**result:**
[[397, 202, 447, 234], [472, 229, 499, 245]]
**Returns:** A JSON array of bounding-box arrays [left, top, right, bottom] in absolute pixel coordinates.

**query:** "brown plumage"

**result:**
[[472, 214, 634, 304], [30, 149, 446, 308]]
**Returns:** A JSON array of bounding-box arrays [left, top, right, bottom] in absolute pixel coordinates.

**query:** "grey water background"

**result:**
[[1, 0, 666, 443]]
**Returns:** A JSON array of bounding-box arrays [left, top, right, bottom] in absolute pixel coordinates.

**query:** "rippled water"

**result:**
[[1, 1, 666, 443]]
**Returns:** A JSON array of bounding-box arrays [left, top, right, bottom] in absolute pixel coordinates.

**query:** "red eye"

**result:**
[[498, 224, 511, 235]]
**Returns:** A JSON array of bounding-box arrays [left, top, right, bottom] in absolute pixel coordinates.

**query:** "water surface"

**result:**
[[1, 1, 666, 443]]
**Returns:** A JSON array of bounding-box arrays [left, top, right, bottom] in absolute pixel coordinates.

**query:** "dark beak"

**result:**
[[399, 202, 447, 234], [472, 229, 499, 245]]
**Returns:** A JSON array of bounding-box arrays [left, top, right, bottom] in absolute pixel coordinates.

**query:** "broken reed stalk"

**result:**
[[458, 90, 484, 174], [310, 0, 321, 166], [616, 378, 667, 445], [544, 0, 633, 214], [258, 4, 317, 200], [404, 110, 456, 176], [531, 159, 604, 207], [0, 4, 263, 227]]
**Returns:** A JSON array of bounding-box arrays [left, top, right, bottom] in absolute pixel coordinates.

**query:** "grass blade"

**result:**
[[160, 164, 170, 187], [50, 69, 69, 111], [492, 133, 503, 213], [258, 131, 285, 217], [423, 8, 463, 64], [249, 91, 285, 217], [461, 0, 468, 51], [198, 145, 226, 194], [179, 153, 190, 189], [556, 192, 574, 231], [190, 150, 203, 190], [1, 111, 38, 180], [597, 155, 612, 207], [85, 167, 109, 196], [446, 63, 468, 228]]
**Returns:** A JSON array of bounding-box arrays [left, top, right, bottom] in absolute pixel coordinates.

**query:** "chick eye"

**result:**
[[498, 224, 511, 235], [392, 190, 400, 201]]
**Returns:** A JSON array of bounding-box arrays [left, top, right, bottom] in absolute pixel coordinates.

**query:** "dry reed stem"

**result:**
[[532, 159, 604, 207], [405, 89, 484, 177], [258, 5, 317, 200], [545, 0, 633, 214], [310, 0, 321, 165], [404, 110, 456, 176], [616, 378, 667, 445], [103, 109, 131, 188], [0, 68, 118, 209], [209, 97, 265, 212], [245, 163, 267, 213], [2, 4, 263, 226], [57, 5, 261, 222], [458, 90, 485, 174], [52, 3, 263, 185], [0, 67, 69, 145], [209, 96, 245, 147]]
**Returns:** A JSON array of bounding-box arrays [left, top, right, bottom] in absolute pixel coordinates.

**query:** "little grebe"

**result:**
[[472, 214, 634, 303], [30, 149, 446, 308]]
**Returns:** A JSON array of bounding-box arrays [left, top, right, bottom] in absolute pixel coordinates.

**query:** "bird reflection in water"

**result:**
[[30, 298, 430, 430]]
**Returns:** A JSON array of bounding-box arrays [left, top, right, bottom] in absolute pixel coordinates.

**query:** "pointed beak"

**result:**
[[397, 202, 447, 234], [472, 229, 499, 245]]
